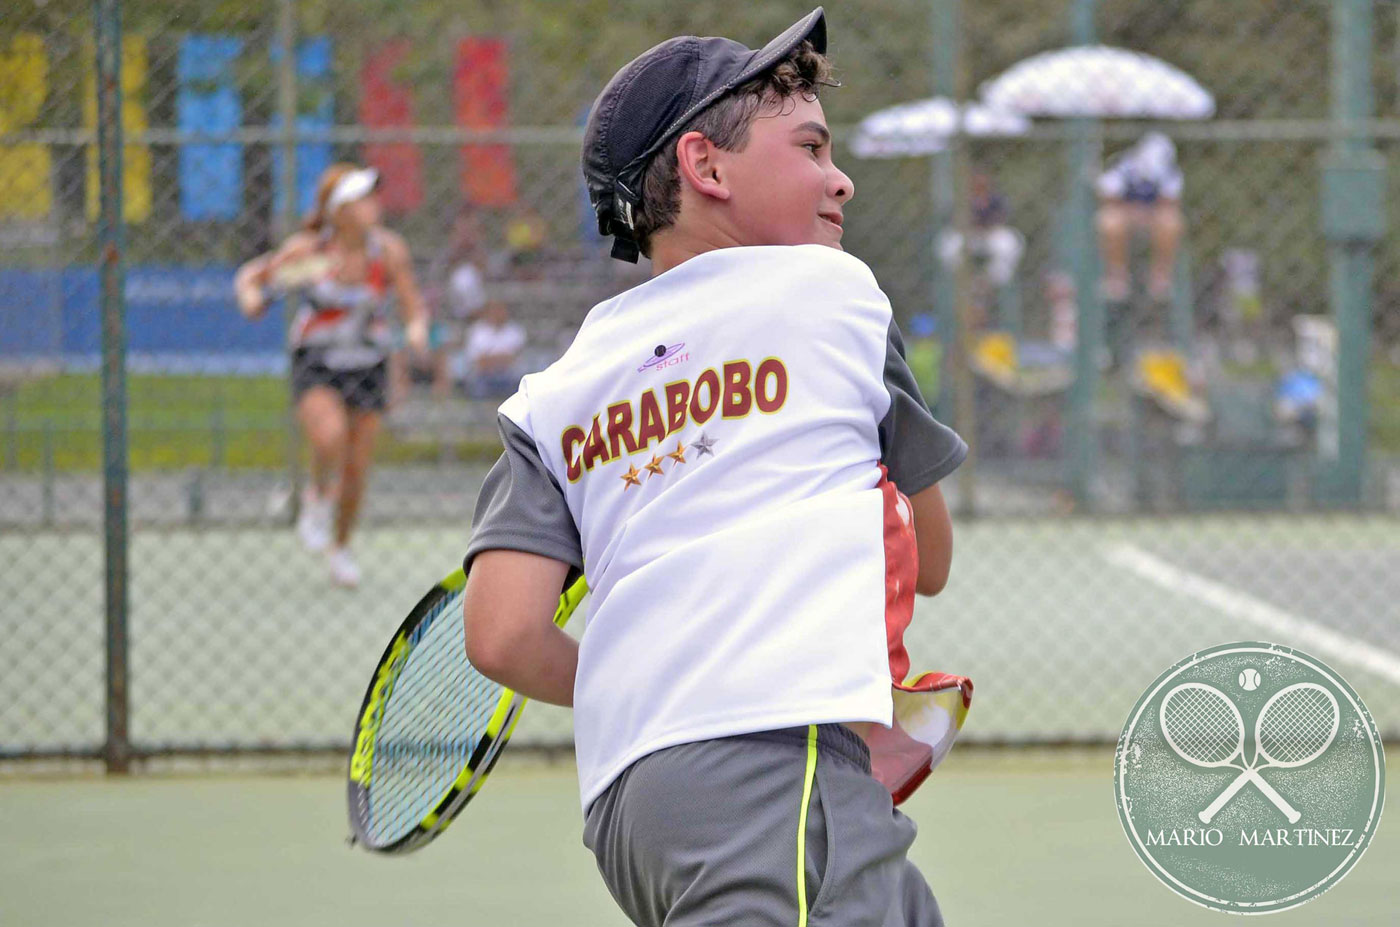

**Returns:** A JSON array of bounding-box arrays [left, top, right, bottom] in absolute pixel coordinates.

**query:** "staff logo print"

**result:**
[[1115, 642, 1385, 915]]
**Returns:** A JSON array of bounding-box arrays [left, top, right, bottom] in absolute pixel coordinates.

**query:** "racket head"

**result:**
[[347, 569, 587, 854], [1255, 682, 1340, 769], [1159, 682, 1246, 768], [269, 253, 333, 292]]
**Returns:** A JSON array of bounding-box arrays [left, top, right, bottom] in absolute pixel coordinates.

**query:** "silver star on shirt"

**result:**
[[690, 431, 717, 458]]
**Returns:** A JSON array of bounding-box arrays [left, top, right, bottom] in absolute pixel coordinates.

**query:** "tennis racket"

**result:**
[[268, 253, 334, 295], [347, 568, 588, 854], [1158, 682, 1299, 824], [1198, 682, 1340, 825]]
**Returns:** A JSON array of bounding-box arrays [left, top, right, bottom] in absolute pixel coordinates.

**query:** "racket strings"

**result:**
[[360, 590, 505, 846], [1162, 687, 1242, 764], [1257, 687, 1337, 765]]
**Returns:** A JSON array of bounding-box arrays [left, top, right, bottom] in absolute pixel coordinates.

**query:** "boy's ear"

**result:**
[[674, 131, 731, 202]]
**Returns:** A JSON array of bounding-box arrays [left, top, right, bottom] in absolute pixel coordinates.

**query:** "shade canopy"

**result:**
[[850, 97, 1031, 158], [980, 45, 1215, 120]]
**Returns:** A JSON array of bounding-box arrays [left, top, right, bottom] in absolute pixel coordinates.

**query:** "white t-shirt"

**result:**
[[1097, 133, 1184, 202], [446, 262, 487, 320], [464, 320, 526, 369], [463, 245, 967, 809]]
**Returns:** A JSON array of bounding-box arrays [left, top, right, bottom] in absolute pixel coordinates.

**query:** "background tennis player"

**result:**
[[461, 9, 969, 925], [234, 162, 429, 587]]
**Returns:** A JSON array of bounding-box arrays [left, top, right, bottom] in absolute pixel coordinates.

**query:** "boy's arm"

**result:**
[[463, 549, 577, 706], [874, 316, 967, 597], [909, 482, 953, 596], [461, 405, 585, 706]]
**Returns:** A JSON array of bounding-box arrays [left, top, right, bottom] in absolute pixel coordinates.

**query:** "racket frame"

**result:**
[[1159, 682, 1247, 770], [1158, 682, 1302, 824], [1199, 682, 1340, 825], [267, 253, 334, 295], [347, 569, 587, 854]]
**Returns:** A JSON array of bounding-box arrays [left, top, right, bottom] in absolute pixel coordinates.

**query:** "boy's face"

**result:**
[[713, 94, 852, 250]]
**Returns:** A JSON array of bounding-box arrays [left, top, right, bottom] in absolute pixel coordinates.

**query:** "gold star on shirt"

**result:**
[[667, 440, 687, 465], [643, 455, 666, 478], [620, 464, 642, 489]]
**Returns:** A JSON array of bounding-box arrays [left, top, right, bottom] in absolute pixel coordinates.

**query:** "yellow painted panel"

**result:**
[[0, 34, 52, 219], [84, 35, 151, 222]]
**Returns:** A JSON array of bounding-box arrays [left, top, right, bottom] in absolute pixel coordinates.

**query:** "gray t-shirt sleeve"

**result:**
[[878, 318, 968, 496], [462, 413, 584, 584]]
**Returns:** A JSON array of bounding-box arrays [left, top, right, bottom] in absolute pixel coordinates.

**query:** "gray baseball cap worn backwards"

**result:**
[[582, 7, 828, 263]]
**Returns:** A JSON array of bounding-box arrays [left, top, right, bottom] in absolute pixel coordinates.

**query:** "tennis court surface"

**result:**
[[3, 748, 1394, 927], [4, 513, 1395, 925]]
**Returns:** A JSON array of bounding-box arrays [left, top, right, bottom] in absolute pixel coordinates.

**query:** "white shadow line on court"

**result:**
[[1101, 542, 1400, 687]]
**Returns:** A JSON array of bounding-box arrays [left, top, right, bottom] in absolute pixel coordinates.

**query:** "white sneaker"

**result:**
[[327, 546, 361, 588], [297, 488, 333, 553]]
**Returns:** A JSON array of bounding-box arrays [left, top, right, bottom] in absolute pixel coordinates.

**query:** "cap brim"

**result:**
[[734, 8, 826, 88], [764, 7, 827, 60], [327, 168, 380, 213]]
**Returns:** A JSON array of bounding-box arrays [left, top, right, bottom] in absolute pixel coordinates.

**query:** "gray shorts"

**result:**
[[583, 724, 943, 927]]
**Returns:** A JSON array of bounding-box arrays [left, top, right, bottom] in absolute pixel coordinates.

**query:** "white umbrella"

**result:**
[[849, 97, 1031, 158], [980, 46, 1214, 120]]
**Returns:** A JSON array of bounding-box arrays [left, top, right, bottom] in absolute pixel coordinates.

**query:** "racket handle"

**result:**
[[1200, 772, 1251, 824], [1200, 768, 1301, 825], [1250, 769, 1302, 824]]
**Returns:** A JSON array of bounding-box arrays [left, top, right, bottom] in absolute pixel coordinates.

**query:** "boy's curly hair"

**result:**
[[632, 41, 835, 257]]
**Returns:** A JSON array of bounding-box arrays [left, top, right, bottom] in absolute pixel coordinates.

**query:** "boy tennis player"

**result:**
[[462, 8, 970, 924]]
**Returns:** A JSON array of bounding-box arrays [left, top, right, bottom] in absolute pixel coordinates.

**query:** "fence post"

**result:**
[[277, 0, 304, 524], [41, 421, 55, 527], [95, 0, 131, 774], [1318, 0, 1382, 504], [1065, 0, 1101, 509], [4, 396, 16, 470], [930, 0, 957, 412]]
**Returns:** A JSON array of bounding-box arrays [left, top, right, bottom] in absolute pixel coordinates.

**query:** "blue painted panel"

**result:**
[[0, 269, 65, 355], [178, 35, 244, 221], [271, 36, 334, 218], [0, 266, 282, 366]]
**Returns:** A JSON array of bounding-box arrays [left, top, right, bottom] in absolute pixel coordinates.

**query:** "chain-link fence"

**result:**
[[2, 0, 1398, 767]]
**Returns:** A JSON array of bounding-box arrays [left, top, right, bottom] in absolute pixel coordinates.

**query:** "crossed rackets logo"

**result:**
[[1159, 681, 1341, 825]]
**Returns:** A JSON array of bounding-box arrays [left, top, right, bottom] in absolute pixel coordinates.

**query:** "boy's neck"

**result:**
[[647, 222, 745, 276]]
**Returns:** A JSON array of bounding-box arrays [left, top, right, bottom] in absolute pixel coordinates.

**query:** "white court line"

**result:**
[[1101, 542, 1400, 687]]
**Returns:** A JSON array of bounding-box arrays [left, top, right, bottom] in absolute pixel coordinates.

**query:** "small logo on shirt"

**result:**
[[639, 342, 689, 373]]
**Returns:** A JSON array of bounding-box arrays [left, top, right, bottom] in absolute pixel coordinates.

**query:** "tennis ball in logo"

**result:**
[[1115, 642, 1385, 915]]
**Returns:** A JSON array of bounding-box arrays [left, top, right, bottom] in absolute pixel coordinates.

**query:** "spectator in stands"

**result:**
[[234, 162, 427, 587], [462, 298, 527, 399], [939, 172, 1024, 283], [1096, 132, 1185, 305], [504, 207, 549, 279], [424, 205, 489, 397], [937, 171, 1025, 329]]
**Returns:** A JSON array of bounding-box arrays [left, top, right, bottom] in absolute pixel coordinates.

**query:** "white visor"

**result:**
[[325, 168, 380, 214]]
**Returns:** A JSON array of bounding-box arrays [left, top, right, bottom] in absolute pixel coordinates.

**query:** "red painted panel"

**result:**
[[454, 37, 517, 206], [359, 39, 423, 212]]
